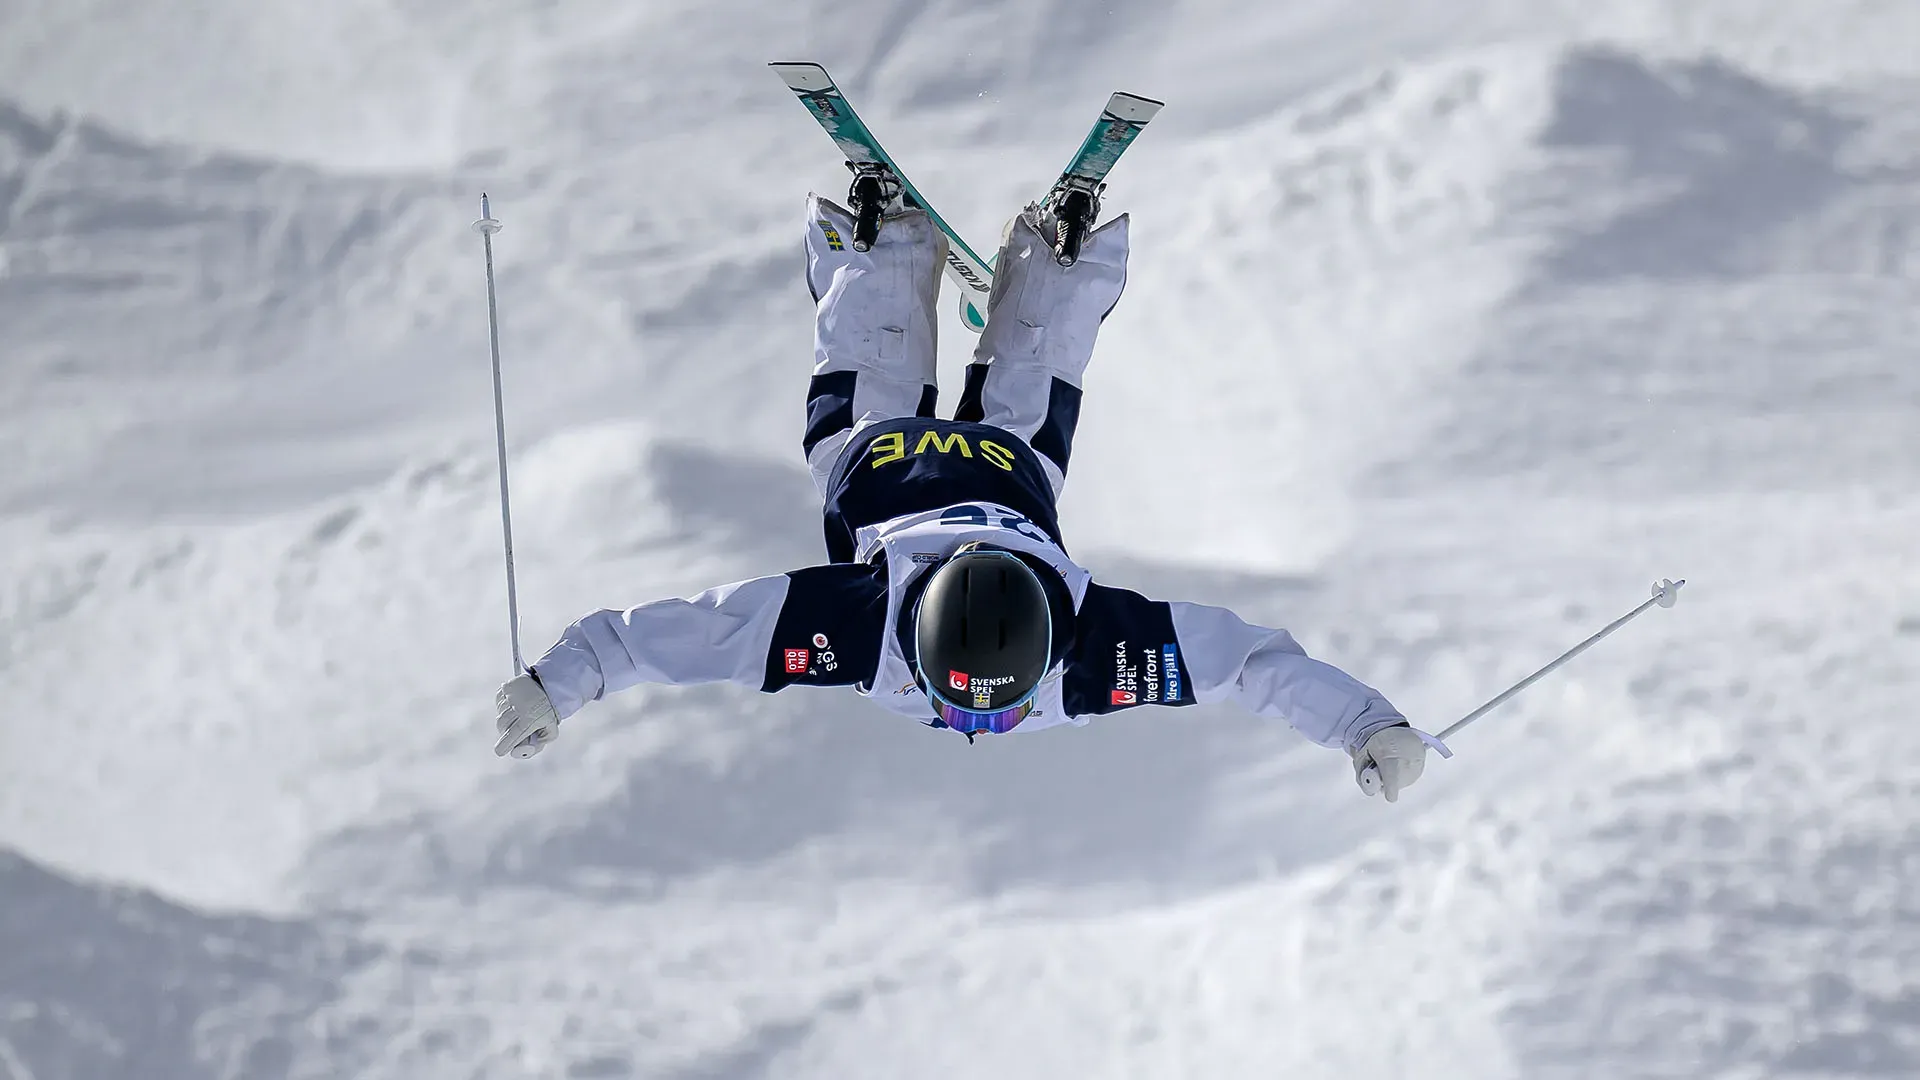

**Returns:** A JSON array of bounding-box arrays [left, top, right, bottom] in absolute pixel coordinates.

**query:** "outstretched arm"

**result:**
[[493, 576, 789, 760], [534, 563, 888, 718], [1066, 583, 1406, 752], [531, 574, 792, 720], [1171, 601, 1406, 750], [1063, 582, 1431, 799]]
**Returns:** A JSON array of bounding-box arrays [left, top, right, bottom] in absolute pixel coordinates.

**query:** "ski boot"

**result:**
[[1043, 179, 1104, 267], [845, 161, 904, 252]]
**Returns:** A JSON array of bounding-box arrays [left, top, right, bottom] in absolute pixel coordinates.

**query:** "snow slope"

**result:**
[[2, 1, 1917, 1077]]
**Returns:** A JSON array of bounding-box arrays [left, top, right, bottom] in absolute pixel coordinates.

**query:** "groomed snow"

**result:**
[[2, 1, 1916, 1077]]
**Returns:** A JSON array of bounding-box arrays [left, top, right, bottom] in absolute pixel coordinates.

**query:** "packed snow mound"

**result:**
[[0, 849, 361, 1079], [0, 0, 466, 170], [1069, 45, 1560, 567], [3, 1, 1919, 1077], [1405, 47, 1920, 497], [0, 424, 721, 911], [0, 96, 481, 522]]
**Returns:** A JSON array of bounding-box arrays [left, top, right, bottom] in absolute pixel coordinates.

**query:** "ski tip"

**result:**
[[769, 61, 834, 92], [1105, 92, 1165, 123]]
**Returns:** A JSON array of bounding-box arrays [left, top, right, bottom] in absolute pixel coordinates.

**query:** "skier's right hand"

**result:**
[[495, 671, 561, 759]]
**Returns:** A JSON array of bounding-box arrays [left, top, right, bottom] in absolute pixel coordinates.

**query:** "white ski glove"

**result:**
[[1351, 724, 1431, 803], [495, 672, 561, 759]]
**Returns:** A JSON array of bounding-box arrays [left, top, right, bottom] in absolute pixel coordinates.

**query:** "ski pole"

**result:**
[[473, 194, 524, 674], [1358, 578, 1685, 796]]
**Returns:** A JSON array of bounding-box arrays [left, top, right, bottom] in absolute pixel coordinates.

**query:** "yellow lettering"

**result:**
[[870, 432, 907, 467], [915, 431, 972, 457], [979, 439, 1016, 472]]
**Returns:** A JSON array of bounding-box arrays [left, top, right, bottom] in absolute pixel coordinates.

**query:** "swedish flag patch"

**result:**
[[817, 219, 845, 251]]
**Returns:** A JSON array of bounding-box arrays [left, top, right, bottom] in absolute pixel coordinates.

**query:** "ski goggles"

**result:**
[[917, 672, 1041, 734]]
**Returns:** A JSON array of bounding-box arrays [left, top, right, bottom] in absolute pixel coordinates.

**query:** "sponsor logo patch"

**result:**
[[784, 649, 810, 674], [1163, 644, 1182, 702], [797, 634, 839, 674], [1114, 640, 1138, 702], [1114, 640, 1167, 704], [941, 669, 1017, 707], [910, 552, 945, 564]]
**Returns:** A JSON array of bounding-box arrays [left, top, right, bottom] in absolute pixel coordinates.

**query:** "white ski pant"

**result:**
[[800, 193, 1130, 497]]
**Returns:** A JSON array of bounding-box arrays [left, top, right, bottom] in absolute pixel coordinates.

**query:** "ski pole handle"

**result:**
[[1357, 578, 1685, 796], [1357, 763, 1381, 797]]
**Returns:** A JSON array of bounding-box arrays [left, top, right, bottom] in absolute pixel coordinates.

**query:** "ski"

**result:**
[[771, 62, 997, 330], [770, 62, 1163, 332]]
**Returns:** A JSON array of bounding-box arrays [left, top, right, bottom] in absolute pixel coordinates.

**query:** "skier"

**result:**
[[493, 184, 1440, 802]]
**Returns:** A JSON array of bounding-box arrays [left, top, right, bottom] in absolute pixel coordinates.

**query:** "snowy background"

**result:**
[[3, 1, 1917, 1077]]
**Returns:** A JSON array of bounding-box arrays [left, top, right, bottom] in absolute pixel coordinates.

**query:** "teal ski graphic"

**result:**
[[1020, 91, 1163, 276]]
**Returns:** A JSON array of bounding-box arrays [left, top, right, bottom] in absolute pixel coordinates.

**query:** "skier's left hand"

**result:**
[[495, 671, 560, 759], [1351, 724, 1432, 803]]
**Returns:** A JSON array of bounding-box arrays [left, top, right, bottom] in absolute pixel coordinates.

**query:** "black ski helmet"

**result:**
[[913, 548, 1053, 734]]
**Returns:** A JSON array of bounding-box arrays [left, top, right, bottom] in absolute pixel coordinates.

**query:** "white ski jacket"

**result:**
[[530, 498, 1406, 750]]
